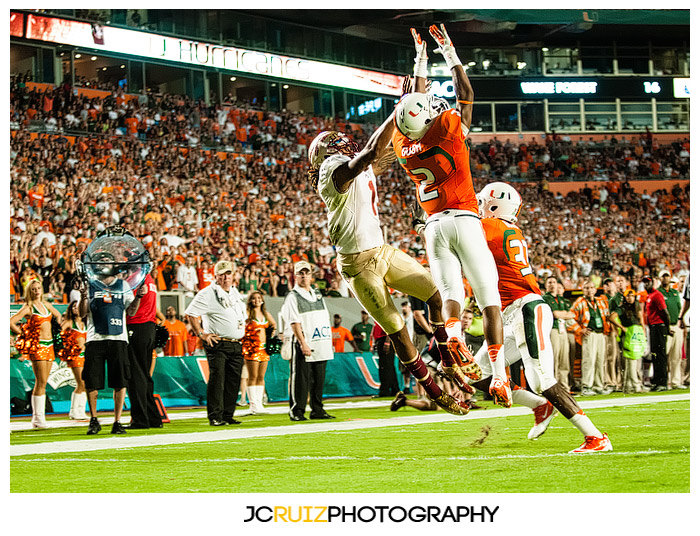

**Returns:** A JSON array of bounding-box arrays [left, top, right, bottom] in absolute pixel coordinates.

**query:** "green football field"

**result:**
[[10, 392, 690, 493]]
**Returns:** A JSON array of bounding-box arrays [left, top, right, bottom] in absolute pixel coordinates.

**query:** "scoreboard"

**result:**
[[430, 76, 690, 101]]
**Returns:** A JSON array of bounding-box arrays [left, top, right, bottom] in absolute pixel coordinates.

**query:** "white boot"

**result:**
[[69, 391, 78, 419], [74, 392, 89, 420], [252, 385, 266, 414], [248, 385, 260, 414], [69, 391, 89, 420], [31, 394, 48, 429]]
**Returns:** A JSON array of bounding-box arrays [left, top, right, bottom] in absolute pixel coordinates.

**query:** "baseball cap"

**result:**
[[659, 269, 671, 278], [214, 260, 234, 275], [624, 289, 636, 297], [294, 260, 312, 274], [603, 277, 613, 285], [642, 275, 653, 284]]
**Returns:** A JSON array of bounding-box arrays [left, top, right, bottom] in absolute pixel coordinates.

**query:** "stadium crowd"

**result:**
[[10, 75, 690, 307]]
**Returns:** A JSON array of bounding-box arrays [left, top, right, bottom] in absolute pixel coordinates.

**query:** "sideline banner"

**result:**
[[9, 352, 395, 414]]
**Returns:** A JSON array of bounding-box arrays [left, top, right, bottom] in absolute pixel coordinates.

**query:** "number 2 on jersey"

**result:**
[[408, 167, 439, 202]]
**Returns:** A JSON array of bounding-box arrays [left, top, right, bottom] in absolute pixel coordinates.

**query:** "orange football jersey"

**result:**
[[393, 109, 478, 216], [481, 217, 541, 309]]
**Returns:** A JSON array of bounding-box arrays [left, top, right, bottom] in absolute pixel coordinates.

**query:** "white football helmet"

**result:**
[[308, 131, 359, 170], [477, 182, 523, 222], [395, 92, 449, 140]]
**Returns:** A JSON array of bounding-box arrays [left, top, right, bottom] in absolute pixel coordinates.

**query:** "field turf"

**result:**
[[10, 393, 690, 493]]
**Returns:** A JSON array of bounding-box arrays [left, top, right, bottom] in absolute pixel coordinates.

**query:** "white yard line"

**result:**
[[12, 448, 686, 464], [10, 393, 690, 457]]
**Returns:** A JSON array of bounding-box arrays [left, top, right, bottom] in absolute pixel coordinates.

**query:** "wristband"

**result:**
[[458, 100, 473, 105], [443, 48, 462, 70], [414, 58, 428, 79]]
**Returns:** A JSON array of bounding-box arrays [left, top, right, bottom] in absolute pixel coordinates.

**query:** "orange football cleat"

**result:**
[[447, 337, 482, 380], [489, 377, 512, 408], [569, 433, 613, 453], [528, 401, 556, 440]]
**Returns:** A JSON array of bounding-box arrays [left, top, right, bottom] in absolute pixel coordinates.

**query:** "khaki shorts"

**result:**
[[337, 244, 437, 335]]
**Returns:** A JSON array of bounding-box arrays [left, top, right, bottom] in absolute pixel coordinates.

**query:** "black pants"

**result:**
[[649, 324, 668, 388], [376, 336, 399, 397], [127, 322, 162, 427], [289, 342, 328, 418], [205, 340, 244, 422]]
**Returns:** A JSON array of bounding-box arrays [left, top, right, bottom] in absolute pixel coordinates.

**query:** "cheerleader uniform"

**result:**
[[241, 318, 270, 414], [59, 321, 89, 420]]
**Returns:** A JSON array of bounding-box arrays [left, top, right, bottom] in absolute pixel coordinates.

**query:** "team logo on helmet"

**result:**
[[395, 93, 449, 140], [477, 182, 523, 222]]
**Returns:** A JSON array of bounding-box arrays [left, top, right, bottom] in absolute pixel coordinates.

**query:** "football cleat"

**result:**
[[432, 392, 470, 415], [436, 362, 475, 394], [447, 337, 482, 380], [489, 377, 513, 408], [528, 401, 556, 440], [390, 392, 407, 412], [569, 433, 613, 454]]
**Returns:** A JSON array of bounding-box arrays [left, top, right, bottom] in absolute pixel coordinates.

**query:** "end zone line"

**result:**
[[10, 393, 689, 457]]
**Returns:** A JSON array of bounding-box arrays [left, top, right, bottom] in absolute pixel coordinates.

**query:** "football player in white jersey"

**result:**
[[308, 112, 479, 415]]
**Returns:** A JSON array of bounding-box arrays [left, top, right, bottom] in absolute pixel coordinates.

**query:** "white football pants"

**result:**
[[424, 209, 501, 311]]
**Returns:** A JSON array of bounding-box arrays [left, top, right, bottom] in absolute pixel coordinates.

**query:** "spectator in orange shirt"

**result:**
[[162, 306, 189, 356], [331, 314, 358, 353], [197, 258, 215, 289]]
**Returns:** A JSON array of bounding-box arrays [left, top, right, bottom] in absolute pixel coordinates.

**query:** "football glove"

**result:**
[[411, 201, 427, 234], [429, 23, 462, 70], [411, 27, 428, 79]]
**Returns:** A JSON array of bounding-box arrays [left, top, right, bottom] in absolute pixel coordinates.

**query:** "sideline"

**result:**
[[10, 393, 690, 457]]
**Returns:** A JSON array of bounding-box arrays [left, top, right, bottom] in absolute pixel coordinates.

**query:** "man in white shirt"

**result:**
[[176, 254, 199, 295], [280, 261, 335, 421], [185, 260, 247, 426], [308, 109, 477, 416], [33, 222, 56, 248]]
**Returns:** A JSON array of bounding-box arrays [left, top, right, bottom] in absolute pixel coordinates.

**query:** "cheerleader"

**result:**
[[59, 300, 89, 420], [241, 291, 277, 414], [10, 279, 62, 428]]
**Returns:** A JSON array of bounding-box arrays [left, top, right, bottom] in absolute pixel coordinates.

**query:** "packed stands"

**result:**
[[10, 74, 690, 303]]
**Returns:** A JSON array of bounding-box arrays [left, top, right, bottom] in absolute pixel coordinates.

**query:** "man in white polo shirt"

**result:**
[[185, 260, 247, 426]]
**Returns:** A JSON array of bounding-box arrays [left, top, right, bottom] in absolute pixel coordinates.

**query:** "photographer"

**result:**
[[79, 252, 146, 435]]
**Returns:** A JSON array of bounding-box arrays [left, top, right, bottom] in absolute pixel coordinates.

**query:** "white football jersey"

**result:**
[[318, 154, 384, 255]]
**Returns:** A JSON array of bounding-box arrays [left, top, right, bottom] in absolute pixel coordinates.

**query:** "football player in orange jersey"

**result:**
[[393, 24, 511, 407], [471, 182, 612, 453]]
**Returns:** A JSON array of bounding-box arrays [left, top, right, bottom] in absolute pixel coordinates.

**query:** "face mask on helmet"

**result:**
[[308, 131, 360, 170], [477, 182, 523, 223], [395, 93, 449, 140]]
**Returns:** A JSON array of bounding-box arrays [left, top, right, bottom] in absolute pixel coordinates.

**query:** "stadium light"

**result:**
[[91, 56, 97, 61]]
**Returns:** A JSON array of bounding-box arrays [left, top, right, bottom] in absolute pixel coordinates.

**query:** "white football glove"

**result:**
[[411, 27, 428, 79], [429, 23, 462, 70], [410, 201, 427, 235]]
